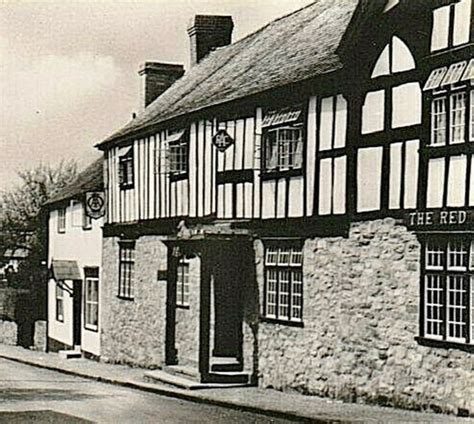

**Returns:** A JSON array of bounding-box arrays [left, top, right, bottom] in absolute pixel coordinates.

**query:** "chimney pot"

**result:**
[[139, 62, 185, 109], [187, 15, 234, 66]]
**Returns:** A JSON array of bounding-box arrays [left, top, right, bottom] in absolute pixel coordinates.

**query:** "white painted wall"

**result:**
[[48, 201, 103, 356]]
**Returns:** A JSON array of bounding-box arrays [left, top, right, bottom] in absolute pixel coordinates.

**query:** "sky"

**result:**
[[0, 0, 313, 191]]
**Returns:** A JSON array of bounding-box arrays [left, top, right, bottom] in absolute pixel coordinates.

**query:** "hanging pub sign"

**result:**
[[85, 192, 106, 219], [406, 208, 474, 231], [212, 129, 234, 152]]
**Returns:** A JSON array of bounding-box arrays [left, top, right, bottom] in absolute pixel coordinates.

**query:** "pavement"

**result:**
[[0, 344, 472, 423]]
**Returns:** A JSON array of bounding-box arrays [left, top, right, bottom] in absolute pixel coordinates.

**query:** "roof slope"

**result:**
[[46, 158, 103, 206], [99, 0, 358, 147]]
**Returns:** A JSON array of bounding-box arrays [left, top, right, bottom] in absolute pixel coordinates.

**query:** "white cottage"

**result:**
[[45, 159, 103, 359]]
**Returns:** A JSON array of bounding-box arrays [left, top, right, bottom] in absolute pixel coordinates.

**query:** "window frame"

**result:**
[[84, 267, 99, 331], [118, 241, 135, 300], [429, 87, 472, 147], [262, 241, 304, 325], [176, 257, 190, 308], [263, 124, 304, 174], [55, 281, 64, 322], [118, 147, 134, 190], [419, 236, 473, 349], [57, 207, 66, 234], [168, 138, 189, 178]]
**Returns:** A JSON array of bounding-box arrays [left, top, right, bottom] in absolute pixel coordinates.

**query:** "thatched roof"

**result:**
[[46, 158, 103, 207], [98, 0, 358, 148]]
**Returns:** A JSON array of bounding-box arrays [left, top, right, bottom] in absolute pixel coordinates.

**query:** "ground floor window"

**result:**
[[118, 241, 135, 299], [263, 241, 303, 323], [176, 258, 190, 308], [421, 236, 473, 346], [56, 282, 64, 322], [84, 267, 99, 331]]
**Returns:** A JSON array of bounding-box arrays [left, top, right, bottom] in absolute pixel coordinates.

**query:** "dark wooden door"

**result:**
[[73, 281, 82, 347], [212, 243, 244, 358]]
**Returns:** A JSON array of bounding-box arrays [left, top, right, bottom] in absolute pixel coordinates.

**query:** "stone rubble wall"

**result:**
[[256, 218, 473, 415], [100, 236, 168, 368], [175, 255, 200, 366], [0, 321, 17, 345]]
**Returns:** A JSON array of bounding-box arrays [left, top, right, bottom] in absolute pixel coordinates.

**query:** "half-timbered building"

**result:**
[[96, 0, 473, 414]]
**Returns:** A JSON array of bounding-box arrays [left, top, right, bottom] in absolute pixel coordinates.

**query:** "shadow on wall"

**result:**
[[0, 279, 46, 348], [242, 241, 260, 386]]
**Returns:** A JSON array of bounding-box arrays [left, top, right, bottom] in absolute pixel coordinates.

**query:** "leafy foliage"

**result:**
[[0, 160, 78, 275]]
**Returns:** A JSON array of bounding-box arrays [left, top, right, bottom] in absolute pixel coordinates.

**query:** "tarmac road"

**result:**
[[0, 358, 300, 424]]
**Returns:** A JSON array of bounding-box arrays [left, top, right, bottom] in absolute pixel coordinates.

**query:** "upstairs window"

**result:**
[[263, 242, 303, 324], [57, 208, 66, 234], [118, 241, 135, 300], [118, 147, 134, 189], [429, 89, 472, 146], [262, 106, 303, 173], [169, 139, 188, 175], [264, 126, 303, 171]]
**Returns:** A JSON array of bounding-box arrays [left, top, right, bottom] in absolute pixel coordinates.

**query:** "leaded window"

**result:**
[[421, 237, 474, 345], [118, 241, 135, 299], [169, 140, 188, 175], [176, 258, 190, 307], [118, 148, 134, 189], [430, 90, 472, 146], [264, 242, 303, 323], [264, 126, 303, 172]]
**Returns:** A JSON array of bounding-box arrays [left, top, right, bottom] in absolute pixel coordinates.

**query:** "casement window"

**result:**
[[118, 148, 134, 189], [84, 267, 99, 331], [57, 208, 66, 233], [71, 200, 83, 227], [264, 126, 303, 171], [429, 89, 473, 146], [263, 242, 303, 324], [421, 237, 474, 347], [118, 241, 135, 299], [431, 0, 472, 52], [176, 258, 190, 308], [262, 106, 303, 173], [56, 282, 64, 322], [154, 130, 188, 177], [169, 139, 188, 175]]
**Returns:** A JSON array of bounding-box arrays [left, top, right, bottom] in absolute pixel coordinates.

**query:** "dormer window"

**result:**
[[118, 147, 134, 189]]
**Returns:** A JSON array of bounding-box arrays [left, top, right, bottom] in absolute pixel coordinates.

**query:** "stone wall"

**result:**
[[0, 321, 17, 345], [100, 236, 168, 368], [33, 320, 47, 352], [175, 255, 200, 365], [255, 218, 473, 415]]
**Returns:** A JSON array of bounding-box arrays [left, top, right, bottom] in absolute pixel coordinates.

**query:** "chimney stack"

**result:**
[[187, 15, 234, 66], [139, 62, 185, 109]]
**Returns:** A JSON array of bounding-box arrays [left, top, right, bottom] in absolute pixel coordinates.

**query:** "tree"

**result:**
[[0, 160, 78, 277]]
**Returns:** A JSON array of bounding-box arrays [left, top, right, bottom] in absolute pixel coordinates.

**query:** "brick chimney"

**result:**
[[139, 62, 185, 109], [187, 15, 234, 66]]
